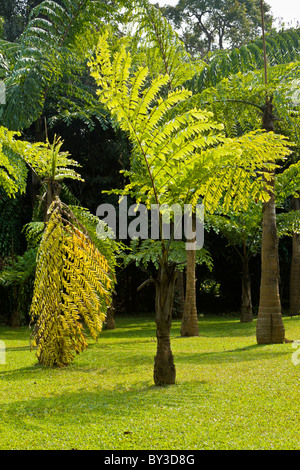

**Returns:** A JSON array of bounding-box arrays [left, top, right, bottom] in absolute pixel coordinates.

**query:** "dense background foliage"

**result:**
[[0, 0, 299, 328]]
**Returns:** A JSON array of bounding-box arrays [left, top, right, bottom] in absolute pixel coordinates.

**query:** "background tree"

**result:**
[[206, 192, 300, 323], [0, 0, 45, 42], [158, 0, 273, 58], [289, 195, 300, 316], [189, 9, 300, 342], [206, 205, 262, 322]]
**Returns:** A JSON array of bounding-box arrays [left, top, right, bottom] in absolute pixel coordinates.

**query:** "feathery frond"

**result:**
[[0, 0, 121, 130], [193, 28, 300, 92], [89, 32, 292, 222]]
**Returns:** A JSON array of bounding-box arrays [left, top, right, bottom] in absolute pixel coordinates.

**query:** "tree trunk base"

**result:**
[[180, 236, 199, 337], [257, 180, 284, 345], [154, 262, 177, 386], [154, 349, 176, 386], [240, 257, 253, 323], [105, 306, 115, 330], [240, 305, 253, 323], [240, 312, 253, 323], [10, 308, 20, 328], [256, 312, 285, 344]]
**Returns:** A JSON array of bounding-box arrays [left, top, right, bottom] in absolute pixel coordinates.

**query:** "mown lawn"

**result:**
[[0, 314, 300, 450]]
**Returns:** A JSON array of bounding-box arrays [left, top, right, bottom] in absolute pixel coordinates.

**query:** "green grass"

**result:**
[[0, 314, 300, 450]]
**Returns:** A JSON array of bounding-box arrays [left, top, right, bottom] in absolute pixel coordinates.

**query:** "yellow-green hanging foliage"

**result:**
[[30, 197, 112, 367]]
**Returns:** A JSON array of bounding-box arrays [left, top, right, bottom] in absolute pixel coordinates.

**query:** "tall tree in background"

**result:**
[[190, 4, 300, 342], [290, 196, 300, 315], [0, 0, 128, 132], [159, 0, 273, 57], [255, 0, 284, 344]]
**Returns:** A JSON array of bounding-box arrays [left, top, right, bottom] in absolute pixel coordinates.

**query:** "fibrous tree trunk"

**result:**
[[240, 254, 253, 323], [44, 180, 61, 223], [289, 196, 300, 316], [256, 185, 285, 343], [256, 96, 285, 344], [154, 261, 177, 386], [256, 5, 285, 343], [174, 269, 185, 318]]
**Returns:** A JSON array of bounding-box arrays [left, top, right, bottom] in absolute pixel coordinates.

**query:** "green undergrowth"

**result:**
[[0, 315, 300, 450]]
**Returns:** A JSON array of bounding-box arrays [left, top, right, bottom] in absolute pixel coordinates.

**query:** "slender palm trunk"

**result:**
[[154, 261, 177, 385], [180, 247, 199, 336], [289, 196, 300, 316], [180, 214, 199, 336], [240, 254, 253, 322], [256, 1, 285, 343]]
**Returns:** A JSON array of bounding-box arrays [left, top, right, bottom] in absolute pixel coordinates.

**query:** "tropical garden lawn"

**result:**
[[1, 314, 300, 450]]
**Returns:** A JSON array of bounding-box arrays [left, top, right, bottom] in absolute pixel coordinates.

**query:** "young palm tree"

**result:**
[[0, 124, 116, 365], [128, 0, 203, 337], [89, 31, 291, 384]]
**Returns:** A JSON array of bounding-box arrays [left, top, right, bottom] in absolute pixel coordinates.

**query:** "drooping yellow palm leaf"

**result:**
[[30, 197, 112, 367]]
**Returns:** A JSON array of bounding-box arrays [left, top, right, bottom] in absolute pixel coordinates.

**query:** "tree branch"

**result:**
[[137, 277, 155, 292]]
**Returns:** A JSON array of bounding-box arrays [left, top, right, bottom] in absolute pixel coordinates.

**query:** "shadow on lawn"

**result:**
[[0, 377, 210, 434], [174, 342, 291, 365], [103, 316, 258, 340]]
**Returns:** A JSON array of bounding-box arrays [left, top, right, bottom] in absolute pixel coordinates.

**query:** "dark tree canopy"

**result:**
[[0, 1, 46, 41]]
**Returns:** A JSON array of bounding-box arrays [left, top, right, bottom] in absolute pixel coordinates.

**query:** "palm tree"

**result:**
[[89, 29, 291, 384], [191, 4, 300, 343], [121, 0, 300, 342]]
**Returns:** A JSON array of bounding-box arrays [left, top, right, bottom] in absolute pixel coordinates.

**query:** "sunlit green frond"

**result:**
[[90, 33, 292, 219], [0, 126, 28, 196]]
